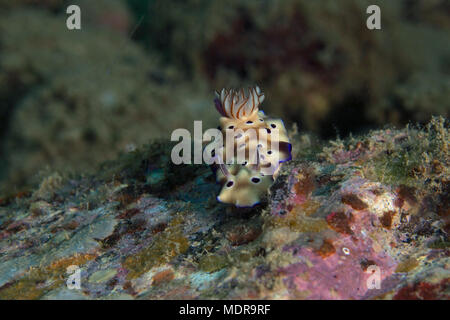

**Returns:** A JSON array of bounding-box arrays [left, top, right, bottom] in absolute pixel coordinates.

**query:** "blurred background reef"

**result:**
[[0, 0, 449, 195]]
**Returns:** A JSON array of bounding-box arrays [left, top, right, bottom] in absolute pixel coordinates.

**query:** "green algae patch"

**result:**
[[198, 254, 230, 273], [267, 205, 328, 233], [364, 117, 448, 188], [89, 269, 117, 284], [428, 239, 450, 249], [369, 151, 419, 187], [0, 253, 96, 300], [123, 216, 189, 280], [395, 257, 419, 273]]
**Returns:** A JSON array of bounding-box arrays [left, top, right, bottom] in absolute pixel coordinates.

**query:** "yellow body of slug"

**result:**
[[213, 86, 292, 207]]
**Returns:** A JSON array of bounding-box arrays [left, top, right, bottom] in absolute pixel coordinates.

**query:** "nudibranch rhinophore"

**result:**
[[212, 86, 292, 207]]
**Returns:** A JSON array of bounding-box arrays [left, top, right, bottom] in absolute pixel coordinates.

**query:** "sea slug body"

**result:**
[[212, 86, 292, 207]]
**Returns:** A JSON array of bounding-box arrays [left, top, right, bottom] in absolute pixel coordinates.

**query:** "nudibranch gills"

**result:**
[[215, 87, 264, 120], [213, 86, 292, 207]]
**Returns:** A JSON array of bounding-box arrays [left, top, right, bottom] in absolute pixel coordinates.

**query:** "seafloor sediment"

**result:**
[[0, 117, 448, 299]]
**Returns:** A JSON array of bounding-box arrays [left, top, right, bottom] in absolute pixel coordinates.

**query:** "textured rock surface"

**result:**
[[0, 118, 448, 299]]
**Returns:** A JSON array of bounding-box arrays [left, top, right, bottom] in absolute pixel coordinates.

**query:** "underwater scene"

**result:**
[[0, 0, 448, 302]]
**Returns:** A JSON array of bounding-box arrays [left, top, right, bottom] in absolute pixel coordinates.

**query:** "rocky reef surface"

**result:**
[[0, 117, 448, 300]]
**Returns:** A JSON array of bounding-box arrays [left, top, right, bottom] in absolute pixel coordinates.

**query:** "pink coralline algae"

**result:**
[[280, 203, 400, 299], [264, 122, 449, 299]]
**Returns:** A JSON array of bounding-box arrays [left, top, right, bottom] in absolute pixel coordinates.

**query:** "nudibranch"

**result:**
[[212, 86, 292, 207]]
